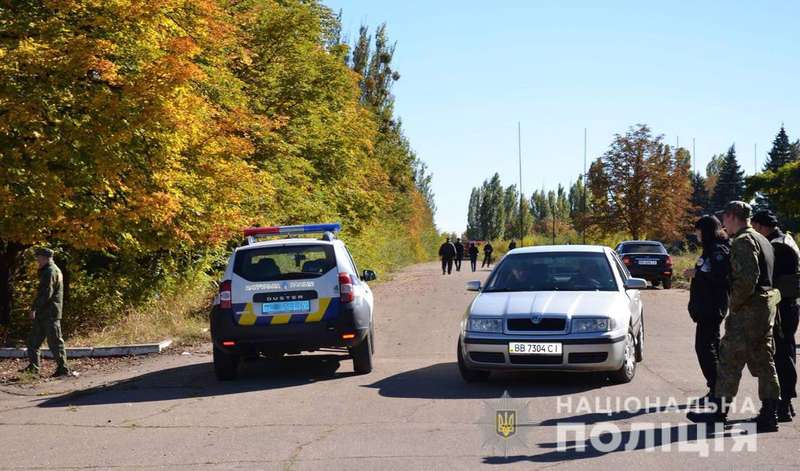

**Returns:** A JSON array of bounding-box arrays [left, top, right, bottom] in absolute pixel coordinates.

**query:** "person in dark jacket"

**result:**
[[753, 210, 800, 422], [508, 240, 517, 251], [685, 215, 731, 398], [482, 242, 494, 268], [439, 238, 457, 275], [468, 242, 479, 272], [454, 238, 465, 272]]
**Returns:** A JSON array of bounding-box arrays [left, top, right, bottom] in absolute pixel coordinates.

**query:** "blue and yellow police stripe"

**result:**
[[233, 298, 338, 326]]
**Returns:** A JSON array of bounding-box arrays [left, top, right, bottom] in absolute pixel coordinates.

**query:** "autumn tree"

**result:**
[[0, 0, 260, 327], [587, 125, 693, 241]]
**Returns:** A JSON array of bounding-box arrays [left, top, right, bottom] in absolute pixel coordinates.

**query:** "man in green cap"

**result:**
[[689, 201, 782, 432], [21, 247, 70, 377]]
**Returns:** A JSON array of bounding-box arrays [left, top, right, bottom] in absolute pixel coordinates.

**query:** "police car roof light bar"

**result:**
[[243, 223, 341, 244]]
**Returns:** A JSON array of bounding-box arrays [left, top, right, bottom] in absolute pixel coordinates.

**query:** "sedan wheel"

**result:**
[[610, 330, 637, 384]]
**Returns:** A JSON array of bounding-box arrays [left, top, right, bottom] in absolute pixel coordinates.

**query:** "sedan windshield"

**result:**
[[483, 252, 618, 292]]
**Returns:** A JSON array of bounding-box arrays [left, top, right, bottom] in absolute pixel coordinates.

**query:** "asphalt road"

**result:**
[[1, 262, 799, 470]]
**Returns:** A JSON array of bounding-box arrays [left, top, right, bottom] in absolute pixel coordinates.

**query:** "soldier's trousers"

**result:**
[[715, 302, 780, 401], [775, 302, 799, 401], [27, 317, 68, 371]]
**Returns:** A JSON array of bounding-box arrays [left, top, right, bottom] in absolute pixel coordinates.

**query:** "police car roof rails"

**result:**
[[242, 223, 341, 245]]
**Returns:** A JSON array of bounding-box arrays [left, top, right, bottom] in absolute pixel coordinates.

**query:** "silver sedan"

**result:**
[[457, 245, 646, 383]]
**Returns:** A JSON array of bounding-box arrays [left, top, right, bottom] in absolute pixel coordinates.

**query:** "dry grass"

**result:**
[[671, 251, 700, 289], [69, 279, 214, 347]]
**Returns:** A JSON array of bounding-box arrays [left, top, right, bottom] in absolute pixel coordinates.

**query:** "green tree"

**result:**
[[479, 174, 505, 241], [691, 172, 711, 216], [763, 126, 796, 172], [503, 185, 519, 237], [747, 162, 800, 231], [710, 145, 745, 212], [466, 187, 482, 240], [756, 126, 799, 212]]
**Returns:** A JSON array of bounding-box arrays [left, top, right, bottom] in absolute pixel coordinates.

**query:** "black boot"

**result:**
[[687, 397, 728, 424], [778, 399, 793, 423], [754, 400, 779, 432]]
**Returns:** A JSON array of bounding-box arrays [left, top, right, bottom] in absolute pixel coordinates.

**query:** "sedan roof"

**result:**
[[508, 245, 608, 254]]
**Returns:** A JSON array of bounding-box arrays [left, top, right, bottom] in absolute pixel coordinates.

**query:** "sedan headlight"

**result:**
[[467, 317, 504, 333], [572, 317, 614, 333]]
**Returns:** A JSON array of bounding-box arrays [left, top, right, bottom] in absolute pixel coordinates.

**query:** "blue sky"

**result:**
[[324, 0, 800, 233]]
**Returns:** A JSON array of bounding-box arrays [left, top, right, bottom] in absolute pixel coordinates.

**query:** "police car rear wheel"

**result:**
[[350, 334, 373, 374], [662, 278, 672, 289], [213, 346, 239, 381]]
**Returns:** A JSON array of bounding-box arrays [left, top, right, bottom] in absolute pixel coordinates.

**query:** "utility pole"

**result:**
[[552, 198, 556, 245], [518, 122, 524, 247], [583, 128, 587, 245], [754, 143, 758, 174], [676, 136, 680, 149]]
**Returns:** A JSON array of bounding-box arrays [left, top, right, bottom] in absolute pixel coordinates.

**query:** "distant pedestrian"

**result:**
[[454, 238, 465, 272], [468, 242, 479, 272], [508, 240, 517, 251], [685, 215, 730, 400], [482, 242, 494, 268], [439, 238, 457, 275], [21, 248, 70, 377], [753, 210, 800, 422]]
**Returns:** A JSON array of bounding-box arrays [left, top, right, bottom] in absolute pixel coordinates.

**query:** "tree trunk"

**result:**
[[0, 241, 26, 327]]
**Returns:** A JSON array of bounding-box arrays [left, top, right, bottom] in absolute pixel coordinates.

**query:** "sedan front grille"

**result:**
[[509, 354, 563, 365], [507, 318, 566, 332]]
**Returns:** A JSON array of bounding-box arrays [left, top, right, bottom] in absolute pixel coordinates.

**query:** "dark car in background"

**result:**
[[615, 241, 673, 289]]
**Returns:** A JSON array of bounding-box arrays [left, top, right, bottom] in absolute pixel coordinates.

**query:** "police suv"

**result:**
[[210, 224, 376, 380]]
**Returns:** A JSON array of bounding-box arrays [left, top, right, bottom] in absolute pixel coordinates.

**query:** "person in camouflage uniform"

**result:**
[[20, 248, 70, 377], [689, 201, 782, 432]]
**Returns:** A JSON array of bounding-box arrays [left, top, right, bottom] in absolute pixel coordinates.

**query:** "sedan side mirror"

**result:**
[[362, 270, 377, 282], [624, 278, 648, 290], [466, 280, 482, 292]]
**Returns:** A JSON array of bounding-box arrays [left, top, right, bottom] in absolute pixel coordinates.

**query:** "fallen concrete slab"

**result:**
[[0, 339, 172, 359]]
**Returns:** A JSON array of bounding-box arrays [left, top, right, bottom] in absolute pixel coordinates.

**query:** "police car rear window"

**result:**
[[233, 245, 336, 282]]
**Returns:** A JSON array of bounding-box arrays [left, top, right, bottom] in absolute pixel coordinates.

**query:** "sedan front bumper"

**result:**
[[461, 333, 627, 372]]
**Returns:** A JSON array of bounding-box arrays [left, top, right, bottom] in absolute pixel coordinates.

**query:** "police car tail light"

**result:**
[[339, 272, 354, 303], [220, 280, 232, 309], [665, 256, 673, 268]]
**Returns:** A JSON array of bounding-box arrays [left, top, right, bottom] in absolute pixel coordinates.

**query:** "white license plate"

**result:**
[[638, 259, 658, 265], [508, 342, 562, 355]]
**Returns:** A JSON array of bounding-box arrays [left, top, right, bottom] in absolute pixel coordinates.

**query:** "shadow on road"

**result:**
[[38, 354, 353, 408], [483, 422, 745, 464], [365, 362, 610, 399]]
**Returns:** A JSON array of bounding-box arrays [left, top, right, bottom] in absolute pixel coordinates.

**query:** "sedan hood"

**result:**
[[470, 291, 627, 318]]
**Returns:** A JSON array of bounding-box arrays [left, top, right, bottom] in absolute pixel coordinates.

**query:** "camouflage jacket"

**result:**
[[32, 261, 63, 320], [729, 226, 779, 311]]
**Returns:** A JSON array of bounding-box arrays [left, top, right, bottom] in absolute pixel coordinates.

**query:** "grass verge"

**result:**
[[68, 278, 214, 347]]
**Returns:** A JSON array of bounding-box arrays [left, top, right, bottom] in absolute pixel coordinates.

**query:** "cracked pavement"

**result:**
[[1, 262, 799, 470]]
